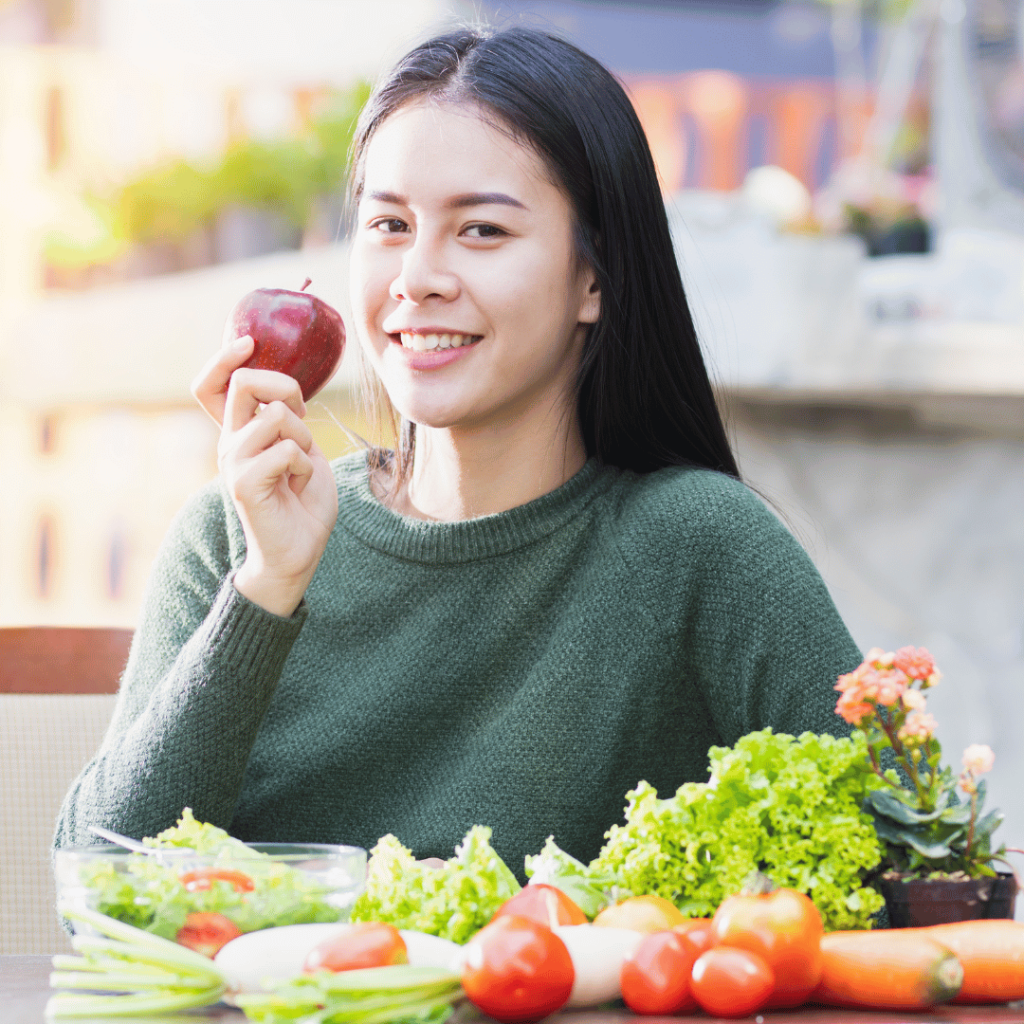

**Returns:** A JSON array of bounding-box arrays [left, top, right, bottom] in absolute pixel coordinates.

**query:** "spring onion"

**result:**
[[235, 964, 464, 1024], [47, 904, 226, 1017]]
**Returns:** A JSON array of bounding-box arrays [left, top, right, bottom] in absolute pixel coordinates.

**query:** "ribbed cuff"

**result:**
[[199, 573, 309, 684]]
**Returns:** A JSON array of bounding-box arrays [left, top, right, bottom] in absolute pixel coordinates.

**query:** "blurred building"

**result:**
[[0, 0, 467, 626]]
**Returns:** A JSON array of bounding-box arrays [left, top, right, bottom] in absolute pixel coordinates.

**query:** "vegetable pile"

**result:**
[[50, 721, 1024, 1020]]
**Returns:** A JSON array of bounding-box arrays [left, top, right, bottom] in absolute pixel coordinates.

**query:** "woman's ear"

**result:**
[[578, 270, 601, 324]]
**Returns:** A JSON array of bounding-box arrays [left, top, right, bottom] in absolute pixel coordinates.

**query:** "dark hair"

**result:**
[[350, 26, 740, 481]]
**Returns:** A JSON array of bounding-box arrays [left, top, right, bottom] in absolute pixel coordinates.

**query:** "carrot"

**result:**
[[925, 920, 1024, 1004], [812, 929, 963, 1010]]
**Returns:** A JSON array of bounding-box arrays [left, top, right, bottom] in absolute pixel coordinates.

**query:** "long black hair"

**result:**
[[350, 26, 740, 480]]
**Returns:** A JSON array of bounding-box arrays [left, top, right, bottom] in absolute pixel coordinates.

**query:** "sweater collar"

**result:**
[[334, 451, 618, 562]]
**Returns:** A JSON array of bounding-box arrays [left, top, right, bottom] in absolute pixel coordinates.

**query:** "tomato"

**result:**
[[711, 885, 824, 1008], [492, 883, 587, 927], [691, 947, 775, 1019], [621, 929, 700, 1015], [672, 918, 714, 954], [179, 868, 254, 893], [175, 911, 242, 957], [592, 895, 686, 934], [304, 923, 408, 973], [461, 914, 574, 1023]]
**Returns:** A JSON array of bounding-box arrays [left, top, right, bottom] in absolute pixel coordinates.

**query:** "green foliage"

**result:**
[[590, 729, 888, 931], [77, 81, 370, 255], [865, 779, 1006, 878]]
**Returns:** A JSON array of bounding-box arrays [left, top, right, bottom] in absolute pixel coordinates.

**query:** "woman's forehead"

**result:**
[[360, 98, 558, 202]]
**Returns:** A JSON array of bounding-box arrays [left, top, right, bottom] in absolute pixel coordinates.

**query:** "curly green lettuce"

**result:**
[[591, 729, 887, 930], [350, 825, 520, 944]]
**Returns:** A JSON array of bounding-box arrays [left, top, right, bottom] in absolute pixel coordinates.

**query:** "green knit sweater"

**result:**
[[55, 453, 861, 877]]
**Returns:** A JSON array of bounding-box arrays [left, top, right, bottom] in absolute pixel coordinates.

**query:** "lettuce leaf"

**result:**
[[349, 826, 520, 944], [523, 836, 628, 918], [590, 729, 887, 930]]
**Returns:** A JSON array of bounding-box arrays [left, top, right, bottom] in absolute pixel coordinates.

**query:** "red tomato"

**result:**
[[492, 884, 588, 927], [691, 947, 775, 1019], [672, 918, 714, 955], [179, 868, 254, 893], [621, 929, 700, 1015], [304, 923, 408, 973], [461, 915, 574, 1023], [175, 912, 242, 957], [711, 886, 824, 1008]]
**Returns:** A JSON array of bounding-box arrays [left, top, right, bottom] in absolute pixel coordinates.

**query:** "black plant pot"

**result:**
[[879, 871, 1018, 928]]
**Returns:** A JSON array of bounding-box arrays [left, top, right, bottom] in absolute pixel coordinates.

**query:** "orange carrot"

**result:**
[[925, 920, 1024, 1004], [813, 929, 963, 1010]]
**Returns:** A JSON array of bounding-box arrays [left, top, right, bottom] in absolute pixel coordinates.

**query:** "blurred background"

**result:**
[[1, 0, 1023, 855]]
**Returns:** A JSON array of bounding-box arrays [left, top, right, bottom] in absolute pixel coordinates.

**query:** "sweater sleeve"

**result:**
[[625, 469, 863, 747], [53, 481, 308, 849]]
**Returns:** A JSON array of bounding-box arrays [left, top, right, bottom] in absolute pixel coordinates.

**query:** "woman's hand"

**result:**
[[192, 335, 339, 617]]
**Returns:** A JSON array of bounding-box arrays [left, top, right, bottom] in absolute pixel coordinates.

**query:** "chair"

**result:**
[[0, 627, 132, 953]]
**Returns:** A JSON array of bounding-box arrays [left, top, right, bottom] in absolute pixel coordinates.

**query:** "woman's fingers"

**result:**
[[192, 335, 307, 429], [220, 400, 314, 469], [192, 335, 255, 426], [222, 366, 306, 435]]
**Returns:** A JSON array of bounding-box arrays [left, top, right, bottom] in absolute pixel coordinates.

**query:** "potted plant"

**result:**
[[834, 646, 1017, 926]]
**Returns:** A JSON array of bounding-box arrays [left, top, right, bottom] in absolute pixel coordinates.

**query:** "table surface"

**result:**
[[5, 955, 1024, 1024]]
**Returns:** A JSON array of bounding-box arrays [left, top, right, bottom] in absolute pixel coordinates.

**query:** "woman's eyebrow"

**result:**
[[447, 192, 527, 210], [364, 189, 528, 210]]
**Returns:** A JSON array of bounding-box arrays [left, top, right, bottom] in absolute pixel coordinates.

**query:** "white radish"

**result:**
[[553, 924, 642, 1007], [214, 923, 461, 999]]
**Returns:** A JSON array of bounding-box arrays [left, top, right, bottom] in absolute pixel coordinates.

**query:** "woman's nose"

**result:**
[[389, 238, 460, 304]]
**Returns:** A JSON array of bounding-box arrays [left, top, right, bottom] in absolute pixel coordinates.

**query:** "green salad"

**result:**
[[77, 809, 345, 940]]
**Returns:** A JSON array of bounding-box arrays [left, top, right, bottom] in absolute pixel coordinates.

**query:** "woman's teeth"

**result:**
[[399, 332, 478, 351]]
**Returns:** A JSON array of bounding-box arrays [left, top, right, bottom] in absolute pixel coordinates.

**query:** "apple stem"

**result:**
[[301, 277, 312, 292]]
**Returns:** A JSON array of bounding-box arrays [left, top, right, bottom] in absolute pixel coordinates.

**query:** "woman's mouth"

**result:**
[[398, 332, 482, 351]]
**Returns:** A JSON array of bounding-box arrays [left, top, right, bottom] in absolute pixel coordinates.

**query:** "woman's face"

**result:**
[[349, 99, 600, 439]]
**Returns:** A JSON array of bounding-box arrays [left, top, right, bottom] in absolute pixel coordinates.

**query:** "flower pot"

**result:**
[[879, 872, 1018, 928]]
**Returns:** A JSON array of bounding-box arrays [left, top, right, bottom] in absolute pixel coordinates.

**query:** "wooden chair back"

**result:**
[[0, 626, 132, 953], [0, 626, 133, 694]]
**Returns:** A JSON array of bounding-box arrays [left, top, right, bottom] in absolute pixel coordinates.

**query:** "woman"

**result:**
[[55, 27, 860, 874]]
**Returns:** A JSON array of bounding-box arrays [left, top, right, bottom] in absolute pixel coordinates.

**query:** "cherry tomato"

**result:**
[[492, 883, 587, 927], [711, 886, 824, 1008], [593, 895, 686, 933], [175, 911, 242, 957], [621, 929, 700, 1015], [304, 923, 408, 973], [179, 868, 254, 893], [461, 914, 574, 1023], [691, 947, 775, 1019]]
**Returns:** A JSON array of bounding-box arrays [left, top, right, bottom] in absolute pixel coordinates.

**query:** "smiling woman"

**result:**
[[54, 27, 862, 883]]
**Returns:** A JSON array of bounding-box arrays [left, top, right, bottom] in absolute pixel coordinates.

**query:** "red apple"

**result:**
[[223, 278, 345, 401]]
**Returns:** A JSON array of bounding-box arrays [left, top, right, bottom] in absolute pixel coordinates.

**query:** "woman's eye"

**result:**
[[463, 223, 506, 239], [369, 217, 408, 234]]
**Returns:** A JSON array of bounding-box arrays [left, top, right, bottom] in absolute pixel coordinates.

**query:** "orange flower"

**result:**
[[961, 744, 995, 776], [900, 688, 927, 712], [897, 710, 937, 743], [894, 646, 938, 685]]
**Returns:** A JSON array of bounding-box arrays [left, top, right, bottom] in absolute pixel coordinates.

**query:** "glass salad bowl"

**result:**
[[55, 841, 368, 941]]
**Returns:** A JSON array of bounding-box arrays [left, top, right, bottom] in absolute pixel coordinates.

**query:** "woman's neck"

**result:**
[[387, 416, 587, 522]]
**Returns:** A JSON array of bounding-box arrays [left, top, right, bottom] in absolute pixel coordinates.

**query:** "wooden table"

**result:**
[[5, 955, 1024, 1024]]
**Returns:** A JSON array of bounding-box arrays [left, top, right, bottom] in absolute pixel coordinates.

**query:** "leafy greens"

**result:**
[[590, 729, 888, 930], [350, 825, 520, 944]]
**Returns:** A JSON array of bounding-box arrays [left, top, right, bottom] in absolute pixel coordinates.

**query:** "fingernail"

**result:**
[[232, 335, 253, 352]]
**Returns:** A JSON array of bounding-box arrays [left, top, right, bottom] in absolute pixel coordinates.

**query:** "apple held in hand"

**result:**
[[224, 278, 345, 401]]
